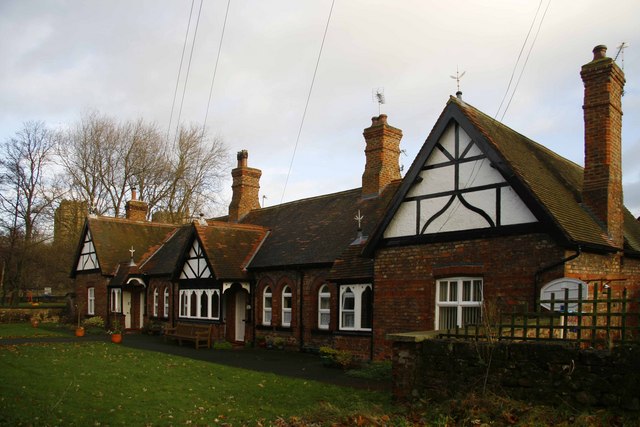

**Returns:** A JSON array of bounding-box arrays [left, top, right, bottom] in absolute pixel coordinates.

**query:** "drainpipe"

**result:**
[[533, 245, 582, 309], [298, 270, 305, 351]]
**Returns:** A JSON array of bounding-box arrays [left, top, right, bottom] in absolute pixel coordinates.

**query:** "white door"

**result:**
[[123, 291, 132, 329], [235, 292, 246, 342]]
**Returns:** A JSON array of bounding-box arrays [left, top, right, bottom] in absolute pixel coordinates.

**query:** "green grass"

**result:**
[[0, 342, 392, 426], [0, 322, 72, 339]]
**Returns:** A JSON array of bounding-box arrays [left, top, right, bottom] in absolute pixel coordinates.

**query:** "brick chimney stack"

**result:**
[[581, 44, 626, 248], [362, 114, 402, 198], [228, 150, 261, 222], [125, 188, 148, 221]]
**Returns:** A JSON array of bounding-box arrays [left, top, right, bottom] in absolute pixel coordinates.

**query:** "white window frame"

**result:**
[[435, 277, 483, 329], [153, 288, 159, 317], [339, 284, 372, 331], [177, 289, 220, 320], [163, 287, 169, 318], [110, 288, 122, 313], [282, 286, 292, 327], [318, 284, 330, 330], [263, 286, 272, 326], [87, 287, 95, 315]]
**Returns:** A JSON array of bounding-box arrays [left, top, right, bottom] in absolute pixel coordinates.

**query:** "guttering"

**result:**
[[533, 245, 582, 307]]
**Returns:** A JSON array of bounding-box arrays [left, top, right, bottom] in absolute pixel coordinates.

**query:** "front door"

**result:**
[[123, 291, 132, 329], [235, 291, 246, 342]]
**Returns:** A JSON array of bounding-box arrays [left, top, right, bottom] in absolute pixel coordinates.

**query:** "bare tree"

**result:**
[[0, 121, 60, 304]]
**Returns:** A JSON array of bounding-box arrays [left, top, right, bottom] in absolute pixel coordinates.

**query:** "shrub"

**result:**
[[82, 316, 105, 329], [319, 347, 359, 369]]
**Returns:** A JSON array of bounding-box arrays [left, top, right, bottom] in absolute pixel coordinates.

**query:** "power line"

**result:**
[[202, 0, 232, 134], [494, 0, 543, 120], [167, 0, 196, 141], [173, 0, 205, 146], [500, 0, 551, 121], [279, 0, 335, 204]]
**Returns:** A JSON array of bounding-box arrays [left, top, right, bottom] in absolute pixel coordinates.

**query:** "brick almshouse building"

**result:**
[[72, 46, 640, 359]]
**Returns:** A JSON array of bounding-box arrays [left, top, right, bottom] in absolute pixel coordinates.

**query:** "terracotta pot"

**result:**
[[111, 333, 122, 344], [75, 327, 85, 337], [31, 319, 40, 328]]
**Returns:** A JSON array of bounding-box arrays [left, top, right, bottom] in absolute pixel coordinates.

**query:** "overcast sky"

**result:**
[[2, 0, 639, 217]]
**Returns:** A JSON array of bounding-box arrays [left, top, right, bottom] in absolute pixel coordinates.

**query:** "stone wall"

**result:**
[[391, 334, 640, 411]]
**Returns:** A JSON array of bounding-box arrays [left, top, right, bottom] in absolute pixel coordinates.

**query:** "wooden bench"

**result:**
[[164, 323, 212, 349]]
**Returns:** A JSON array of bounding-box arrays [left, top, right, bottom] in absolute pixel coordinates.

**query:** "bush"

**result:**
[[82, 316, 105, 328], [319, 347, 359, 369]]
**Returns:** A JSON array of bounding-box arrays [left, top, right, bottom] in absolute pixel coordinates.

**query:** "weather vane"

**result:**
[[450, 67, 466, 93]]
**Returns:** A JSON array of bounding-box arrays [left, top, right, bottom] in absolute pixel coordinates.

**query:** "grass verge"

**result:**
[[0, 322, 72, 339]]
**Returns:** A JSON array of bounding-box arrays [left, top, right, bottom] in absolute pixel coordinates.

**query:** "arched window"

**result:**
[[339, 284, 372, 331], [200, 291, 208, 318], [190, 292, 197, 317], [163, 287, 169, 318], [211, 291, 220, 319], [180, 292, 188, 317], [153, 288, 159, 317], [263, 286, 272, 326], [318, 284, 330, 329], [282, 286, 292, 327]]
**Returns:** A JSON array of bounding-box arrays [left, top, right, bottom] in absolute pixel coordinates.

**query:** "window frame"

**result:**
[[87, 287, 95, 315], [163, 287, 169, 318], [435, 277, 483, 329], [110, 288, 122, 313], [281, 286, 292, 327], [177, 289, 221, 320], [318, 284, 331, 330], [153, 288, 159, 317], [262, 286, 272, 326], [338, 284, 372, 331]]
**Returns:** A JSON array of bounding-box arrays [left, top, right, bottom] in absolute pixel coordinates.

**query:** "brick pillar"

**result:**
[[228, 150, 261, 222], [580, 45, 625, 248], [362, 114, 402, 198], [125, 188, 148, 221]]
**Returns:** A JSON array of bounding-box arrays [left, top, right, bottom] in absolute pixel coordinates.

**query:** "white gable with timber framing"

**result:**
[[76, 229, 99, 271], [179, 238, 213, 279], [384, 121, 537, 239]]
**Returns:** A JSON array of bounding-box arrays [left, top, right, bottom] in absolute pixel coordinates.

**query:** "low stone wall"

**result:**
[[390, 332, 640, 411]]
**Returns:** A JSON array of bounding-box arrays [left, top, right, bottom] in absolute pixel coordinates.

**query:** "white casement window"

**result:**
[[436, 277, 483, 329], [263, 286, 272, 326], [318, 284, 330, 329], [110, 288, 122, 313], [87, 287, 95, 315], [339, 284, 372, 331], [153, 288, 159, 317], [282, 286, 292, 327], [177, 289, 220, 320], [163, 287, 169, 318]]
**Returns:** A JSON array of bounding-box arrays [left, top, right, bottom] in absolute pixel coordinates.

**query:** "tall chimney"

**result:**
[[228, 150, 261, 222], [362, 114, 402, 197], [581, 44, 625, 248], [125, 187, 148, 221]]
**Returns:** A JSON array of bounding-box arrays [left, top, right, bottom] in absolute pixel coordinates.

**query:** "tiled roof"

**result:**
[[242, 184, 400, 269], [85, 217, 177, 276], [452, 97, 640, 252], [328, 239, 374, 281], [195, 221, 269, 280], [141, 225, 192, 276]]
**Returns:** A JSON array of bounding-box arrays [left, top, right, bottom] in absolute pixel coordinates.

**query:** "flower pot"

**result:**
[[75, 327, 85, 337], [31, 319, 40, 328], [111, 333, 123, 344]]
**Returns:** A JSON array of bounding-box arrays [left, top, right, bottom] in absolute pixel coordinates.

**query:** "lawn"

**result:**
[[0, 339, 392, 426], [0, 321, 72, 339]]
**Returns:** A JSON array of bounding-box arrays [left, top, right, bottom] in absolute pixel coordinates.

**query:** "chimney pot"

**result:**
[[592, 44, 607, 61]]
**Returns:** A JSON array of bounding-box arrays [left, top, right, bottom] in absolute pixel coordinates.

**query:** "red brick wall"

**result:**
[[373, 234, 565, 359], [74, 272, 110, 322]]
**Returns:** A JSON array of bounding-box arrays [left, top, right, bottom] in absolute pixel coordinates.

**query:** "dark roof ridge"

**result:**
[[139, 225, 188, 270], [88, 215, 177, 228], [200, 220, 269, 232], [249, 187, 362, 213]]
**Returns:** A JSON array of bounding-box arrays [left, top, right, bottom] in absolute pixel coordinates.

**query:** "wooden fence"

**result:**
[[438, 287, 640, 348]]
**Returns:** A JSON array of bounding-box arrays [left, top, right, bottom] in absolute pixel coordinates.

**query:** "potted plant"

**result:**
[[75, 302, 85, 337], [109, 316, 122, 343]]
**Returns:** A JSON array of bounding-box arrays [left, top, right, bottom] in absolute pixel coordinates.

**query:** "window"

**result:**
[[282, 286, 292, 327], [318, 284, 330, 329], [163, 287, 169, 318], [263, 286, 272, 326], [436, 277, 483, 329], [153, 288, 159, 317], [110, 288, 121, 313], [87, 287, 95, 315], [178, 289, 220, 320], [339, 284, 372, 331]]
